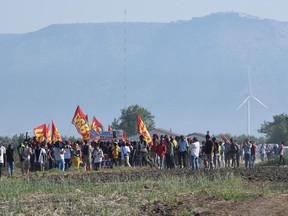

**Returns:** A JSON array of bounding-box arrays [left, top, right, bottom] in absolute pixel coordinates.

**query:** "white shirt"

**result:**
[[0, 146, 6, 163], [33, 148, 46, 163], [93, 148, 104, 163], [120, 146, 131, 159], [260, 145, 266, 154], [191, 141, 200, 157]]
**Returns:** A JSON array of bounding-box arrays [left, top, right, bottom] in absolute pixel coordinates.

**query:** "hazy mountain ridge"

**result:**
[[0, 12, 287, 137]]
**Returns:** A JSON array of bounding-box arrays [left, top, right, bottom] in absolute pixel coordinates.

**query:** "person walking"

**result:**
[[0, 143, 6, 178], [137, 135, 153, 168], [6, 144, 14, 176], [190, 137, 200, 170], [178, 135, 188, 168], [156, 138, 166, 169], [278, 141, 285, 166], [204, 135, 214, 170], [243, 139, 252, 168]]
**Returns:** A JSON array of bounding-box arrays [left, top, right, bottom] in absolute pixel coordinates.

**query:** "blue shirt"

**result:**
[[244, 143, 252, 154], [178, 139, 188, 152]]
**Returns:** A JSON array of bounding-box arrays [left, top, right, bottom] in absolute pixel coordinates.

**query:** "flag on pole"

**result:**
[[123, 131, 127, 142], [91, 116, 104, 133], [46, 124, 52, 143], [108, 124, 113, 132], [34, 123, 46, 143], [72, 105, 91, 140], [221, 134, 231, 144], [52, 121, 62, 142], [137, 115, 152, 145]]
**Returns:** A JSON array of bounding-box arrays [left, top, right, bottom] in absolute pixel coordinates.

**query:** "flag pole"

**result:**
[[67, 123, 72, 137]]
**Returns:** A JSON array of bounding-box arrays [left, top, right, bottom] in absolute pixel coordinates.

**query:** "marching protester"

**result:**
[[110, 141, 120, 168], [156, 136, 167, 169], [165, 136, 176, 169], [33, 142, 47, 172], [137, 135, 153, 168], [250, 141, 257, 168], [190, 137, 200, 171], [223, 140, 230, 168], [53, 141, 65, 171], [178, 135, 188, 168], [278, 141, 285, 166], [20, 140, 32, 175], [0, 143, 6, 178], [64, 141, 72, 170], [82, 141, 93, 171], [229, 138, 238, 168], [260, 143, 266, 162], [243, 139, 252, 168], [72, 142, 82, 168], [151, 134, 159, 165], [212, 137, 221, 169], [92, 144, 104, 170], [6, 144, 14, 176], [204, 134, 214, 170]]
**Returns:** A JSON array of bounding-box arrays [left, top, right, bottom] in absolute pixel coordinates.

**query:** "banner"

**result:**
[[72, 105, 90, 140], [90, 128, 100, 141], [52, 121, 62, 142], [113, 129, 124, 140], [100, 131, 113, 141], [137, 115, 152, 145], [34, 123, 46, 143]]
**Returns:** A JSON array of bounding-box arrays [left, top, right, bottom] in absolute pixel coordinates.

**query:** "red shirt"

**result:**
[[156, 144, 167, 158]]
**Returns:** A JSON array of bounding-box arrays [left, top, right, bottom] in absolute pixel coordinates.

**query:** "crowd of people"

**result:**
[[0, 133, 286, 178]]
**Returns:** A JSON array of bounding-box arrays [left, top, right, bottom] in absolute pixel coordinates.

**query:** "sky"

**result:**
[[1, 0, 288, 34]]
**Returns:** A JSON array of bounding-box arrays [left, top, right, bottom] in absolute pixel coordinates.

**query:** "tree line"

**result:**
[[0, 105, 287, 146]]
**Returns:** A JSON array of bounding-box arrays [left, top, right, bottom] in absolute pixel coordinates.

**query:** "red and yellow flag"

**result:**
[[108, 124, 113, 132], [221, 134, 231, 145], [137, 115, 152, 145], [72, 105, 90, 140], [34, 123, 46, 143], [46, 124, 52, 143], [52, 121, 62, 142], [123, 131, 127, 142], [91, 116, 104, 133]]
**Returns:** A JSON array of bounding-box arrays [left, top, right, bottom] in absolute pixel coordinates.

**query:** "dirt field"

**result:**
[[1, 166, 288, 215]]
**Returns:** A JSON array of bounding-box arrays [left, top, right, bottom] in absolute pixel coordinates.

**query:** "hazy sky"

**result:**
[[1, 0, 288, 34]]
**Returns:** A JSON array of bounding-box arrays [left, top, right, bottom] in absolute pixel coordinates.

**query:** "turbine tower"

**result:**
[[237, 70, 268, 137]]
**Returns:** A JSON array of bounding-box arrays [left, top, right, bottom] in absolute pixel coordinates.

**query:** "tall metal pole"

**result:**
[[123, 8, 127, 108], [247, 98, 250, 137]]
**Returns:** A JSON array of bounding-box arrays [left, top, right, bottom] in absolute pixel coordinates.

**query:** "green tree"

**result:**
[[112, 104, 155, 137], [259, 113, 288, 144]]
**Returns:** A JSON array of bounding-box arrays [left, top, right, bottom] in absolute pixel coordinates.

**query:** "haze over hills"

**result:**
[[0, 12, 288, 137]]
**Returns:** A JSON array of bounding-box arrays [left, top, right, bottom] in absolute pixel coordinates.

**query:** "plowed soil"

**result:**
[[2, 166, 288, 215]]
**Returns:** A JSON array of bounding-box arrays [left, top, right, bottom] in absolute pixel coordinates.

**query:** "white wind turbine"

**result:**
[[237, 70, 268, 137]]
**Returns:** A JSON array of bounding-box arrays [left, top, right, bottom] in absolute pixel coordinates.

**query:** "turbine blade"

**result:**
[[251, 95, 268, 108], [237, 96, 250, 110]]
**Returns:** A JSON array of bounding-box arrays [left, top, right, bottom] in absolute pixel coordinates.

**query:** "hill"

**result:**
[[0, 12, 288, 137]]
